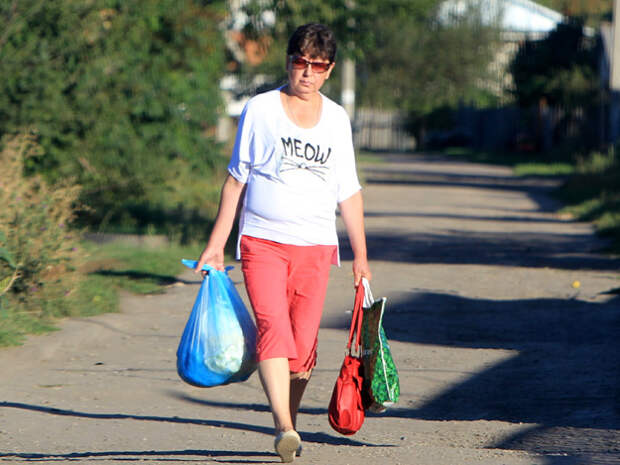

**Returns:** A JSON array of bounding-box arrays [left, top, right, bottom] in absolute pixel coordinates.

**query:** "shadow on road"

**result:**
[[343, 162, 618, 271], [0, 400, 386, 462], [0, 448, 271, 464], [384, 291, 619, 420], [379, 290, 620, 463], [341, 158, 620, 463], [341, 230, 618, 271], [362, 162, 563, 213]]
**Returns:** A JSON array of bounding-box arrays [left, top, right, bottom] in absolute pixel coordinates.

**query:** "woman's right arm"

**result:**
[[195, 174, 246, 273]]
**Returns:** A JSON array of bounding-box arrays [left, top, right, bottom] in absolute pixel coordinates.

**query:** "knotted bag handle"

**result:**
[[346, 284, 365, 356], [181, 259, 234, 276]]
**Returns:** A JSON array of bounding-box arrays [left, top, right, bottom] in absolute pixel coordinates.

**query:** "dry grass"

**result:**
[[0, 132, 84, 344]]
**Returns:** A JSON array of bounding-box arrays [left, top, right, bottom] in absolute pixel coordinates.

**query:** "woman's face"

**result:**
[[286, 53, 334, 98]]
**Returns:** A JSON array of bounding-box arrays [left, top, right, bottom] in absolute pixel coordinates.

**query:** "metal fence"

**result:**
[[353, 108, 416, 152], [454, 102, 605, 153], [352, 102, 606, 154]]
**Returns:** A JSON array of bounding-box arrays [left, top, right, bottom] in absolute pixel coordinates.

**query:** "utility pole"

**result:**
[[612, 0, 620, 90], [610, 0, 620, 143], [341, 0, 356, 120], [341, 57, 356, 119]]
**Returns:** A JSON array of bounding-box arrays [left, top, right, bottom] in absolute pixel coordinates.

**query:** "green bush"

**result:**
[[0, 0, 227, 235], [0, 134, 209, 346], [558, 149, 620, 251], [509, 20, 601, 156], [0, 133, 84, 345]]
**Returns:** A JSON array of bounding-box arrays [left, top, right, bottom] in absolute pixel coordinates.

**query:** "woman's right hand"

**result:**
[[195, 247, 225, 276]]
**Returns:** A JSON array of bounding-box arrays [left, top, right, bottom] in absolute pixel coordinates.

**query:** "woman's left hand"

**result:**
[[353, 257, 371, 287]]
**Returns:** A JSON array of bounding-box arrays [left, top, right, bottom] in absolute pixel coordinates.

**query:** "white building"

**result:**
[[439, 0, 568, 97], [438, 0, 564, 37]]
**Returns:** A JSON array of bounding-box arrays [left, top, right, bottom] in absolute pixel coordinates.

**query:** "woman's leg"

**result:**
[[241, 236, 298, 434], [258, 358, 295, 432], [289, 371, 310, 430], [241, 236, 334, 460], [286, 244, 335, 428]]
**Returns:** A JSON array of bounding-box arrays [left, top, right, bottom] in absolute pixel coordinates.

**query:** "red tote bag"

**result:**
[[328, 284, 366, 435]]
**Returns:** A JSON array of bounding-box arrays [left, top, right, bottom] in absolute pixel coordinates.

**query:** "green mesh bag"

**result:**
[[360, 281, 400, 413]]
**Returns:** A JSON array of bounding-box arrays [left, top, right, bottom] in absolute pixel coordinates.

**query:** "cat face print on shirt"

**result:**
[[277, 135, 331, 182]]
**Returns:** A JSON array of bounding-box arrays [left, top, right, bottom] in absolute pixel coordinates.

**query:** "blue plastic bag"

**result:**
[[176, 260, 257, 387]]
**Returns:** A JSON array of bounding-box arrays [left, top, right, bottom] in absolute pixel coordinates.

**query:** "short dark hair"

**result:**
[[287, 23, 337, 63]]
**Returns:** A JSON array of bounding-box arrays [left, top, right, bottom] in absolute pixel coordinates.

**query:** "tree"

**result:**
[[510, 20, 599, 108], [236, 0, 438, 100], [353, 1, 500, 145], [238, 0, 500, 142], [241, 0, 431, 61], [0, 0, 227, 232], [357, 8, 499, 111], [509, 19, 601, 154]]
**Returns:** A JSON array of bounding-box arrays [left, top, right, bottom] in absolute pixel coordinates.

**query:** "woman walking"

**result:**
[[195, 23, 371, 462]]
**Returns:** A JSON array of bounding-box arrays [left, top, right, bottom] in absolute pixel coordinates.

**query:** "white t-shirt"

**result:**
[[228, 87, 361, 265]]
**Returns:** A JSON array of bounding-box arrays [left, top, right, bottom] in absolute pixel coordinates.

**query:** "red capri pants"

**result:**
[[240, 235, 336, 373]]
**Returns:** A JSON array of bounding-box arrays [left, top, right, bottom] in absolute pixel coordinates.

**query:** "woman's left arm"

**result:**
[[339, 190, 372, 286]]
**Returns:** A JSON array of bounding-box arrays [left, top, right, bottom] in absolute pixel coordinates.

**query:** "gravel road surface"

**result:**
[[1, 154, 618, 465]]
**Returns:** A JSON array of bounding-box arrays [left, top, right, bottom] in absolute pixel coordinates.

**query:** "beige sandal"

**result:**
[[274, 430, 301, 463]]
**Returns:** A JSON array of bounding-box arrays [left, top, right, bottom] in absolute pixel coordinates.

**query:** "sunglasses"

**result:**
[[290, 55, 332, 73]]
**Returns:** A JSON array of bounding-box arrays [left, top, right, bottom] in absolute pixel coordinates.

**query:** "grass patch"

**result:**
[[441, 147, 575, 177], [357, 151, 390, 164], [559, 194, 620, 252], [80, 241, 205, 295], [513, 162, 575, 177], [0, 240, 208, 347], [441, 147, 531, 167], [557, 150, 620, 252], [0, 309, 59, 346]]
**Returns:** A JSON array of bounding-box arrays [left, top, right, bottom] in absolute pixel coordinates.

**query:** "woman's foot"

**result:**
[[274, 430, 301, 463]]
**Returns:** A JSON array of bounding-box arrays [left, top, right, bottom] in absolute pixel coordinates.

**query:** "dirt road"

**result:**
[[1, 154, 618, 464]]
